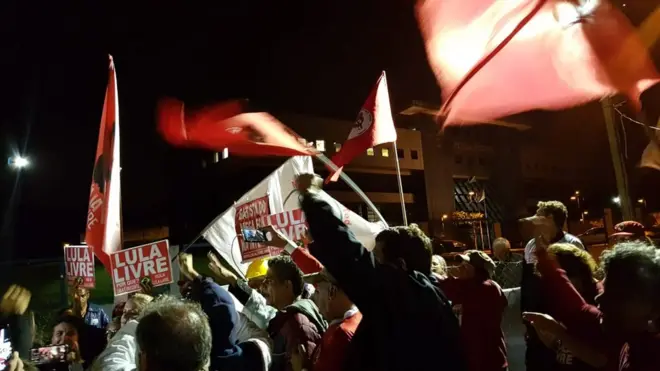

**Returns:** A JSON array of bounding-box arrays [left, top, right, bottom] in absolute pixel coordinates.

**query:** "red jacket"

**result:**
[[536, 248, 660, 371], [312, 310, 362, 371], [437, 277, 508, 371]]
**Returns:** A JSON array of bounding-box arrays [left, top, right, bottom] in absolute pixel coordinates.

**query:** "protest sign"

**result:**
[[109, 240, 173, 296], [64, 246, 96, 288], [235, 195, 271, 262], [267, 208, 307, 254], [202, 156, 385, 276]]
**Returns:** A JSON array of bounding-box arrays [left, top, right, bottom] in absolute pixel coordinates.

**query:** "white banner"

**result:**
[[202, 156, 385, 275]]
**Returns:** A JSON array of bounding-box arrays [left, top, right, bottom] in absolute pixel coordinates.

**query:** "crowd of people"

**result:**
[[1, 174, 659, 371]]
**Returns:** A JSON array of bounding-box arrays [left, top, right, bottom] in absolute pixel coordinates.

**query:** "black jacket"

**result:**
[[301, 192, 466, 371]]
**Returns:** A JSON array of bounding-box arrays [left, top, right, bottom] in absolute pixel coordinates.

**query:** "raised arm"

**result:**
[[299, 190, 380, 315], [535, 243, 601, 326]]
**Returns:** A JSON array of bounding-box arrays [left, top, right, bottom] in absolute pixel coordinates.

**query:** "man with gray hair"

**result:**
[[136, 296, 212, 371]]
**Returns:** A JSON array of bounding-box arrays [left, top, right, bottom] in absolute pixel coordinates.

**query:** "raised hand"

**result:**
[[207, 252, 238, 286], [0, 285, 31, 315]]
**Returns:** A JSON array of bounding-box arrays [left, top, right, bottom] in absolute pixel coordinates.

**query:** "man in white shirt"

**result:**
[[520, 200, 584, 371], [523, 201, 585, 265]]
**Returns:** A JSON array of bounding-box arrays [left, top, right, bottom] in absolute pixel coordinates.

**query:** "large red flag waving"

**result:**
[[416, 0, 659, 125], [327, 71, 398, 182], [85, 56, 122, 270], [158, 98, 314, 157]]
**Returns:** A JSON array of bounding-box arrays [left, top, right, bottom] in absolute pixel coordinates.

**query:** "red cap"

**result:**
[[610, 221, 645, 239]]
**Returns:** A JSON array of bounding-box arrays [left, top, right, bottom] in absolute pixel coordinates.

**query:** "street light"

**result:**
[[575, 191, 580, 196], [638, 198, 647, 207], [8, 156, 29, 169], [613, 196, 621, 204]]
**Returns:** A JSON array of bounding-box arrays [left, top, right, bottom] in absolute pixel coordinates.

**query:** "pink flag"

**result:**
[[416, 0, 659, 125], [327, 71, 398, 182]]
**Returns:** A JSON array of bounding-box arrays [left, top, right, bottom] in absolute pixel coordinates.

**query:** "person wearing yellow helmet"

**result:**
[[246, 257, 270, 290]]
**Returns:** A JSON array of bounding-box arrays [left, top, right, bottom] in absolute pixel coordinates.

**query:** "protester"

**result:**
[[206, 251, 326, 371], [438, 250, 508, 371], [521, 201, 585, 371], [136, 296, 213, 371], [294, 173, 466, 371], [609, 221, 654, 245], [300, 268, 361, 371], [431, 255, 448, 278], [120, 293, 153, 327], [51, 314, 105, 369], [535, 243, 601, 370], [492, 237, 523, 289], [67, 286, 110, 330], [1, 285, 35, 357], [180, 253, 272, 371], [526, 240, 660, 370]]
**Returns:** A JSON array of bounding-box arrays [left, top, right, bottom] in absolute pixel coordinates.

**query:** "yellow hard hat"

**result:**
[[246, 257, 269, 280]]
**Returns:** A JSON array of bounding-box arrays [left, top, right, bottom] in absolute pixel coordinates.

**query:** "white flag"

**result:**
[[202, 156, 384, 275]]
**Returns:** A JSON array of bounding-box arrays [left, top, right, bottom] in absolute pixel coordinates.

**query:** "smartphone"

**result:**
[[242, 228, 267, 243], [0, 326, 12, 371], [29, 345, 70, 366]]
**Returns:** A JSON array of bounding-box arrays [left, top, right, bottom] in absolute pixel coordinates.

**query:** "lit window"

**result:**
[[334, 142, 342, 152], [367, 148, 374, 156], [381, 148, 389, 157], [315, 140, 326, 152], [213, 152, 219, 163], [222, 148, 229, 159]]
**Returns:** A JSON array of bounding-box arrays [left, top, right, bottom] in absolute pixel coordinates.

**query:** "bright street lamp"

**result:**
[[613, 196, 621, 204], [8, 156, 29, 169]]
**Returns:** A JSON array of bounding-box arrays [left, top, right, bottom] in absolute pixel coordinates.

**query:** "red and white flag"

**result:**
[[327, 71, 398, 182], [85, 56, 122, 270], [158, 98, 314, 157], [416, 0, 660, 125]]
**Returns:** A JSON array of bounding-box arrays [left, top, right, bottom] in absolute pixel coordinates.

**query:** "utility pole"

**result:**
[[601, 98, 634, 220]]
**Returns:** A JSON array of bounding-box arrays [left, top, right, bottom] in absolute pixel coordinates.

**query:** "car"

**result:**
[[577, 227, 607, 246], [432, 238, 470, 255]]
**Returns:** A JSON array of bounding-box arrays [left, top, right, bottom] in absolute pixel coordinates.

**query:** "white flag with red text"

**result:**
[[202, 156, 385, 275]]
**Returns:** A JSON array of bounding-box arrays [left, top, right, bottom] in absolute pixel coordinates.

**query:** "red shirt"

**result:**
[[438, 277, 508, 371], [312, 310, 362, 371], [536, 249, 660, 371]]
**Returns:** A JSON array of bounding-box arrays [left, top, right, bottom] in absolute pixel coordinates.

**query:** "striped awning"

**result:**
[[453, 179, 504, 222]]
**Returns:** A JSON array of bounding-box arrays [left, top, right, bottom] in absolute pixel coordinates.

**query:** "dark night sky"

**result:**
[[0, 1, 657, 259], [0, 1, 439, 259]]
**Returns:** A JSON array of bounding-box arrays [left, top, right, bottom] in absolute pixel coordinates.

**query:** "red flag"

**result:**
[[416, 0, 660, 125], [327, 71, 398, 182], [158, 98, 314, 157], [85, 56, 122, 270]]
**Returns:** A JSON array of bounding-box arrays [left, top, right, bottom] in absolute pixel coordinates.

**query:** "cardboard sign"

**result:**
[[235, 196, 271, 262], [64, 246, 96, 288], [109, 240, 173, 296]]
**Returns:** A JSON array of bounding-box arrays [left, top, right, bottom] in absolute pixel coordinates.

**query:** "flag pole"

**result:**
[[392, 141, 408, 226], [315, 153, 389, 228]]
